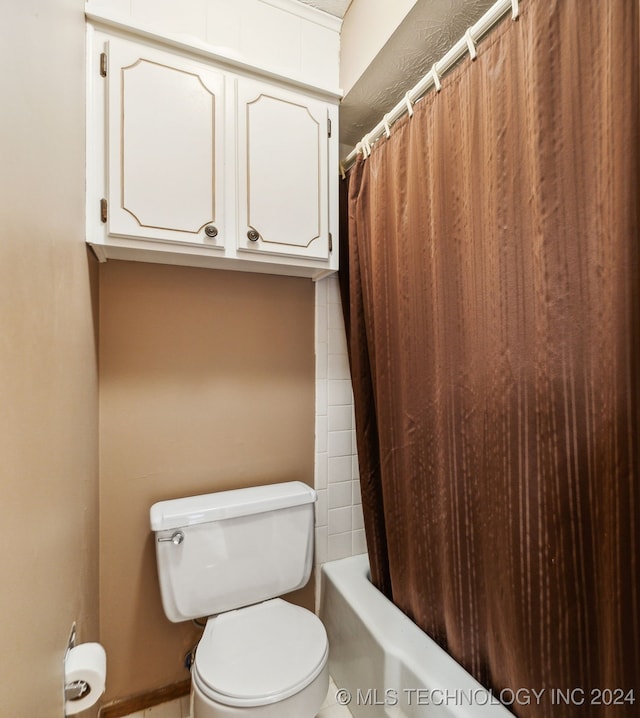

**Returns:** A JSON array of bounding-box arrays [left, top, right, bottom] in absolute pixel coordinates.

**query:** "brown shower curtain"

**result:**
[[341, 1, 639, 716]]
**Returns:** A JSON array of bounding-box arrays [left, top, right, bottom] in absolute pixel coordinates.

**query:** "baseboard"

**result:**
[[99, 679, 191, 718]]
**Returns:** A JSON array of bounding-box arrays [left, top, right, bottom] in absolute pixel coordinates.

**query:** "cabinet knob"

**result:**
[[204, 224, 218, 238], [247, 229, 260, 242]]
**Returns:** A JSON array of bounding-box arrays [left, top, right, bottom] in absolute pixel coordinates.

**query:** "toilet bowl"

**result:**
[[150, 482, 329, 718], [192, 599, 329, 717]]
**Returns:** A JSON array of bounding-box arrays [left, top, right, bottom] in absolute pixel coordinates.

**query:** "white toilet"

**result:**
[[150, 481, 329, 718]]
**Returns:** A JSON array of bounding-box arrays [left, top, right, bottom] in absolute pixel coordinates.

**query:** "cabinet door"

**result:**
[[106, 39, 224, 247], [236, 79, 330, 260]]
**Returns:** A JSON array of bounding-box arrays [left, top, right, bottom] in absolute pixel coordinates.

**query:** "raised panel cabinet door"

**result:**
[[106, 39, 224, 247], [236, 78, 330, 260]]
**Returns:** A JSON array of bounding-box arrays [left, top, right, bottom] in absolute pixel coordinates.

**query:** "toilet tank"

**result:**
[[150, 481, 316, 622]]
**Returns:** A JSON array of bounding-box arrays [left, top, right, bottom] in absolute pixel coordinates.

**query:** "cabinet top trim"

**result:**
[[256, 0, 342, 32], [86, 9, 343, 102]]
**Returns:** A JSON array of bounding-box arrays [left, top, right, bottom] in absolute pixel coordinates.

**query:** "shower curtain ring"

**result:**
[[363, 135, 372, 158], [383, 114, 391, 139], [359, 136, 370, 159], [404, 93, 414, 118], [511, 0, 519, 20], [431, 64, 442, 92], [465, 29, 477, 60]]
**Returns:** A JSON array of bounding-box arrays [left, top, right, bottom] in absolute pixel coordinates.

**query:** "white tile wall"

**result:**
[[314, 274, 366, 591]]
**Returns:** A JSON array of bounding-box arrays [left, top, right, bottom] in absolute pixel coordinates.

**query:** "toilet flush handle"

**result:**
[[157, 530, 184, 545]]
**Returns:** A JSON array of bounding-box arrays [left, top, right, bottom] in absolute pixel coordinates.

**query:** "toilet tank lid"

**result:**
[[150, 481, 316, 531]]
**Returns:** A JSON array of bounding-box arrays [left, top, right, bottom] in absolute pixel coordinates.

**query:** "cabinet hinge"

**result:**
[[100, 198, 108, 223], [99, 52, 108, 78], [327, 118, 332, 138], [328, 232, 333, 252]]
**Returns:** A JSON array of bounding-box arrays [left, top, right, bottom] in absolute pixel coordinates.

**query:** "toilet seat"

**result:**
[[193, 598, 328, 708]]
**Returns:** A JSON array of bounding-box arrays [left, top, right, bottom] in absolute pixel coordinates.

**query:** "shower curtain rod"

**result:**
[[342, 0, 519, 169]]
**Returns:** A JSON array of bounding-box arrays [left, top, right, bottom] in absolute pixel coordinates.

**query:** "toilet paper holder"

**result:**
[[64, 623, 87, 702], [63, 623, 92, 704], [65, 679, 90, 702]]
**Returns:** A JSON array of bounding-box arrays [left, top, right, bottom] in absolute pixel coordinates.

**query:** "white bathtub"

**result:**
[[320, 554, 513, 718]]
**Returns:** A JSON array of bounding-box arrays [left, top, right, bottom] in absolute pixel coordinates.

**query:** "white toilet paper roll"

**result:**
[[64, 642, 107, 715]]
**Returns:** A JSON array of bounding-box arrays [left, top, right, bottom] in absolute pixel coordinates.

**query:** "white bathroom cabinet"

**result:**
[[236, 78, 331, 262], [86, 22, 340, 279], [104, 39, 226, 251]]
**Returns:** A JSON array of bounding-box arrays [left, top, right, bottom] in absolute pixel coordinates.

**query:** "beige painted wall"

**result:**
[[99, 261, 315, 700], [0, 0, 100, 716]]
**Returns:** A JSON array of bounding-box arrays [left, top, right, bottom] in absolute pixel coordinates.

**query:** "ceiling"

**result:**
[[335, 0, 496, 152], [290, 0, 500, 152]]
